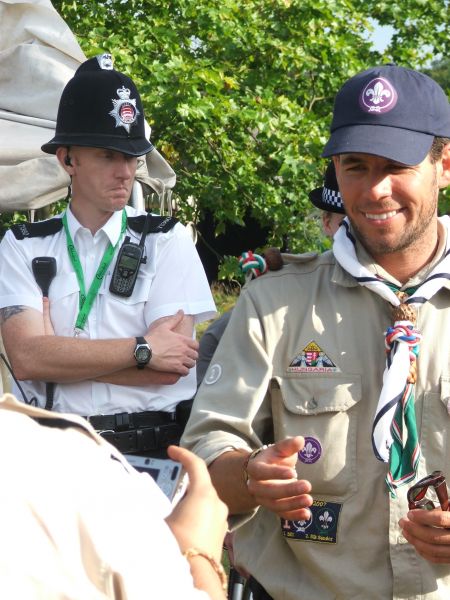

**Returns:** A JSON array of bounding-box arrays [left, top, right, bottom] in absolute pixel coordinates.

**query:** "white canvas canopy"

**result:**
[[0, 0, 176, 213]]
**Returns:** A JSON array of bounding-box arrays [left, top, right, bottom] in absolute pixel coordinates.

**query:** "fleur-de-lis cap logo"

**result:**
[[359, 77, 398, 114]]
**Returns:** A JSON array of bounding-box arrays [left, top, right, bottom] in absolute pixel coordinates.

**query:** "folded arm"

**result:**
[[0, 304, 198, 384]]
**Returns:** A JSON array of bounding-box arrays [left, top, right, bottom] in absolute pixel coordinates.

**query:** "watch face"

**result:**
[[136, 346, 151, 362]]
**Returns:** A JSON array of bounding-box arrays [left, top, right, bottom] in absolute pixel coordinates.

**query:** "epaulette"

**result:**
[[11, 218, 63, 239], [11, 214, 178, 240], [279, 251, 319, 266], [263, 247, 318, 272], [127, 214, 178, 234]]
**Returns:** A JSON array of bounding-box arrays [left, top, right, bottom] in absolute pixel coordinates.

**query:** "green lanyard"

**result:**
[[62, 210, 127, 334]]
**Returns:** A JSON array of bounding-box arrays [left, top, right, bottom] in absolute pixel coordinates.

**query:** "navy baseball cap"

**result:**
[[322, 64, 450, 165], [308, 161, 345, 214]]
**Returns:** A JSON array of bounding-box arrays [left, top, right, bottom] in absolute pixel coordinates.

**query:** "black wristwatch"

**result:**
[[134, 336, 152, 369]]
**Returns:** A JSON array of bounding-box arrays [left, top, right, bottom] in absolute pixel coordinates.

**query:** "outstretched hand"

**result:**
[[245, 436, 313, 521]]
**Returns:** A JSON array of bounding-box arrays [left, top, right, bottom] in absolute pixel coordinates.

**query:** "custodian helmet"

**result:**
[[308, 161, 345, 214], [41, 53, 152, 157]]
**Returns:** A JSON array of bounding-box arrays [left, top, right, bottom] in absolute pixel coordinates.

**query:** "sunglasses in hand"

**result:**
[[407, 471, 449, 511]]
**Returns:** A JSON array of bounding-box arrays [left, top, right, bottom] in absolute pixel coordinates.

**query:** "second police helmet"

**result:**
[[41, 53, 152, 157], [308, 161, 345, 214]]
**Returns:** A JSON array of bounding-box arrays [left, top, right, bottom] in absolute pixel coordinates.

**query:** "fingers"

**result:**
[[272, 436, 306, 458], [150, 309, 185, 330], [246, 437, 305, 482], [42, 297, 55, 336], [167, 445, 209, 487], [245, 437, 313, 520], [399, 510, 450, 563], [406, 508, 450, 529], [248, 476, 313, 519]]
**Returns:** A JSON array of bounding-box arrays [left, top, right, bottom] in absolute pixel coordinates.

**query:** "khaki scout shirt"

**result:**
[[182, 245, 450, 600]]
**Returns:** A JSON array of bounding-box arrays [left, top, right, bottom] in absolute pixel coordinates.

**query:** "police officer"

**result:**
[[0, 54, 216, 456]]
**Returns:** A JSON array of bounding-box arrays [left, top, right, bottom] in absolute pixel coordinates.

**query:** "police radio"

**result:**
[[109, 213, 150, 297]]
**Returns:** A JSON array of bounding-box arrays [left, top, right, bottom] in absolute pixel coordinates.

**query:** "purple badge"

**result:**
[[359, 77, 398, 114], [298, 436, 322, 464]]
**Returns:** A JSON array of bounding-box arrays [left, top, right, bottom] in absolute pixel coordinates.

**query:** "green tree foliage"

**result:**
[[426, 57, 450, 92], [47, 1, 450, 255]]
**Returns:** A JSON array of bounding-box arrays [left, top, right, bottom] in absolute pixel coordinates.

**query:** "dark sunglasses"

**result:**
[[407, 471, 449, 511]]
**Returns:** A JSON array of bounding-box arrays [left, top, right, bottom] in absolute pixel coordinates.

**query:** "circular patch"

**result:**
[[289, 515, 313, 534], [359, 77, 398, 114], [298, 436, 322, 464], [204, 363, 222, 385]]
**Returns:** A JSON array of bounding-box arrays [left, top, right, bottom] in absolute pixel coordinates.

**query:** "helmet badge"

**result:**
[[96, 53, 113, 70], [109, 86, 140, 133]]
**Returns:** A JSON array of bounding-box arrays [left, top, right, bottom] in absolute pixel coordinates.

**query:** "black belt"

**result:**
[[85, 410, 175, 432], [84, 402, 193, 454], [99, 422, 182, 453]]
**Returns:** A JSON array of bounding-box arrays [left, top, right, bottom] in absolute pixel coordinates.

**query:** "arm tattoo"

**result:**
[[0, 305, 26, 324]]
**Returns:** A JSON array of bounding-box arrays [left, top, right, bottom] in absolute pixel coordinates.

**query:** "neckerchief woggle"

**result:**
[[333, 216, 450, 496], [62, 209, 127, 335]]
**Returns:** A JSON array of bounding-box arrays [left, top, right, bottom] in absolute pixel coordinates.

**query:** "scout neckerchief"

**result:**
[[333, 216, 450, 496], [62, 209, 127, 335]]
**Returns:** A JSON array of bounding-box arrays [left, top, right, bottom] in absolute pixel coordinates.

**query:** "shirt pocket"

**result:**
[[102, 269, 152, 306], [271, 374, 362, 501], [48, 272, 80, 335], [97, 271, 152, 337], [419, 377, 450, 475]]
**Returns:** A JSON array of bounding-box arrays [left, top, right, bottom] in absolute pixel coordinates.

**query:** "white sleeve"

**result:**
[[0, 231, 42, 311], [145, 222, 216, 325]]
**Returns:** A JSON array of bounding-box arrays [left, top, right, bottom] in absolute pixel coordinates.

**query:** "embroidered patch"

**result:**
[[109, 86, 140, 133], [298, 437, 322, 464], [359, 77, 398, 114], [281, 499, 342, 544], [287, 341, 340, 373], [204, 363, 222, 385]]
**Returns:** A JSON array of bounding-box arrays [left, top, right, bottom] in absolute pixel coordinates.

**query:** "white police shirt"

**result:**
[[0, 205, 216, 415]]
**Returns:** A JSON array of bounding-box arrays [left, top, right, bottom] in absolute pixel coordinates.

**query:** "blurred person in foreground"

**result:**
[[0, 392, 228, 599]]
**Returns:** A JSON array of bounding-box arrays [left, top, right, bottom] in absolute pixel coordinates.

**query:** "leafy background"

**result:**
[[4, 1, 449, 278]]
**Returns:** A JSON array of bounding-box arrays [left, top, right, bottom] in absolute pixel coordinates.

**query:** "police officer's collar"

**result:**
[[66, 204, 125, 247]]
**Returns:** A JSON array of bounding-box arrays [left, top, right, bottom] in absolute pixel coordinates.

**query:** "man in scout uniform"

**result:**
[[0, 54, 215, 456], [182, 64, 450, 598]]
